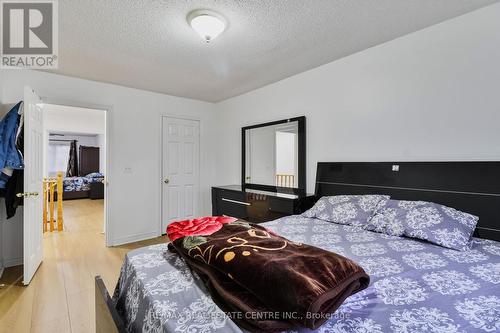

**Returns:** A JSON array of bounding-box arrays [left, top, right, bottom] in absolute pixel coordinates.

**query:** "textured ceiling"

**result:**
[[51, 0, 499, 102]]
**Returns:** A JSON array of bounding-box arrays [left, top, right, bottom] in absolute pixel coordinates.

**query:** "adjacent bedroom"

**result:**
[[0, 1, 499, 333], [44, 104, 106, 236]]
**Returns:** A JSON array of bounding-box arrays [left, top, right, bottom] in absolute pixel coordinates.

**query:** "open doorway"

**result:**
[[42, 103, 107, 242]]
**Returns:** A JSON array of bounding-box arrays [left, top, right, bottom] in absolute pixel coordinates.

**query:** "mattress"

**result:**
[[113, 215, 500, 333]]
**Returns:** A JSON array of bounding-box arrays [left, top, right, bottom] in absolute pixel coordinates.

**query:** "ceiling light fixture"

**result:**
[[187, 9, 226, 43]]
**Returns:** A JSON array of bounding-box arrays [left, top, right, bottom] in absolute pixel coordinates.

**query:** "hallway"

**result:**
[[0, 199, 167, 333]]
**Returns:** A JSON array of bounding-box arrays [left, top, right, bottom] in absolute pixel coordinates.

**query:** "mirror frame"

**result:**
[[241, 116, 306, 194]]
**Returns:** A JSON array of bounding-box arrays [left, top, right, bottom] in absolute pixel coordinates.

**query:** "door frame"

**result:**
[[159, 114, 201, 235], [41, 98, 112, 246]]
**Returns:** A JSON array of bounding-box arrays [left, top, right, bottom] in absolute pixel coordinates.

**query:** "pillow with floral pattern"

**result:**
[[302, 195, 390, 227], [86, 172, 104, 179], [367, 200, 478, 251]]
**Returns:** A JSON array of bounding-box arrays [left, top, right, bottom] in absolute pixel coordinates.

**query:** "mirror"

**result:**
[[242, 116, 305, 193]]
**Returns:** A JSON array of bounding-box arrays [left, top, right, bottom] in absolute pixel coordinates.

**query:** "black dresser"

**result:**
[[212, 185, 316, 223]]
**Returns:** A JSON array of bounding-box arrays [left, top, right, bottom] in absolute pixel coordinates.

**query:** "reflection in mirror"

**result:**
[[245, 121, 298, 188]]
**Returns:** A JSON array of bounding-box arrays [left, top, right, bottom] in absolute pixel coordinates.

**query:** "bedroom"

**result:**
[[44, 103, 106, 233], [0, 1, 499, 333]]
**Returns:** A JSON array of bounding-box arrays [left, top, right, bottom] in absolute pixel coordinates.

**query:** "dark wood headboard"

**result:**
[[315, 162, 500, 241], [79, 146, 100, 176]]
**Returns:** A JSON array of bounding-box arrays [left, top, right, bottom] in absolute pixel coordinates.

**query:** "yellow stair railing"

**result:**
[[276, 174, 295, 188], [43, 171, 64, 232]]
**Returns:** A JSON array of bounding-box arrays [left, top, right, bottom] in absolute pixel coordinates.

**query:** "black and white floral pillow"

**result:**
[[302, 195, 390, 227], [367, 200, 479, 251]]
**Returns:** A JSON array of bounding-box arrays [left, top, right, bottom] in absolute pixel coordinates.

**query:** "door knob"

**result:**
[[16, 192, 29, 198], [164, 178, 170, 184]]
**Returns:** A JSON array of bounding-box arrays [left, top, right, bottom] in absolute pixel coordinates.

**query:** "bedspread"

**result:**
[[113, 215, 500, 333], [168, 220, 369, 331], [63, 175, 103, 192]]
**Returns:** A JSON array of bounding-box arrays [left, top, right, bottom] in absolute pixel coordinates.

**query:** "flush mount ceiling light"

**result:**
[[187, 9, 227, 43]]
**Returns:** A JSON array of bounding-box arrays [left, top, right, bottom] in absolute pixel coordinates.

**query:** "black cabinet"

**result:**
[[89, 182, 104, 199], [212, 185, 315, 223]]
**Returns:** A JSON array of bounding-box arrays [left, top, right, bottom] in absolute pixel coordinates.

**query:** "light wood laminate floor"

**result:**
[[0, 199, 168, 333]]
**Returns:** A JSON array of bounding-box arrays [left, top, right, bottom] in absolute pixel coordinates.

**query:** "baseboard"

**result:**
[[111, 231, 159, 246], [4, 257, 23, 268]]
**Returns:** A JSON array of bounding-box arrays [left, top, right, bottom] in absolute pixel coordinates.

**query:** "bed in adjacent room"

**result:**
[[109, 162, 500, 333], [61, 172, 104, 199], [56, 144, 105, 200]]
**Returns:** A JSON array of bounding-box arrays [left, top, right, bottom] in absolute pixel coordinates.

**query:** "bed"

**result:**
[[58, 173, 104, 200], [57, 145, 104, 200], [111, 162, 500, 333]]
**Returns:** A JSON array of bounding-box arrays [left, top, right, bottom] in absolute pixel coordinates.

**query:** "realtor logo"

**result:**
[[1, 0, 58, 68]]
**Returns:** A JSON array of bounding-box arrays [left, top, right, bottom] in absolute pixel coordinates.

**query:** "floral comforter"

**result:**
[[113, 216, 500, 333], [63, 175, 103, 192]]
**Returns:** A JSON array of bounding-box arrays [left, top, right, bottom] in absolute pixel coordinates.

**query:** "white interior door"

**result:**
[[161, 117, 200, 233], [23, 86, 44, 285]]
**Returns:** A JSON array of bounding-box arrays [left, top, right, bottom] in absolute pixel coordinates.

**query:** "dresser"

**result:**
[[212, 185, 316, 223]]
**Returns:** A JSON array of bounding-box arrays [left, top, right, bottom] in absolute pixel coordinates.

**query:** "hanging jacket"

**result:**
[[3, 118, 24, 219], [4, 169, 24, 218], [0, 102, 24, 170]]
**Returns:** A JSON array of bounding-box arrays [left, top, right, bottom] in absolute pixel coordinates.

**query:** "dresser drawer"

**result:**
[[212, 186, 314, 223], [218, 189, 247, 203], [218, 200, 248, 220], [214, 189, 249, 220], [268, 197, 295, 214]]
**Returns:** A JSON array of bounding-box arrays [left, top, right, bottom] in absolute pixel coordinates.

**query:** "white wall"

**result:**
[[0, 69, 217, 246], [216, 4, 500, 193], [97, 134, 105, 172], [44, 104, 106, 134]]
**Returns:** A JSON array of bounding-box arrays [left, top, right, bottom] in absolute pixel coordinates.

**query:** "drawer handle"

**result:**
[[221, 198, 251, 206]]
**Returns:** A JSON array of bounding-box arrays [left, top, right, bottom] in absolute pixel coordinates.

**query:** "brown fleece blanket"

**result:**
[[168, 220, 369, 332]]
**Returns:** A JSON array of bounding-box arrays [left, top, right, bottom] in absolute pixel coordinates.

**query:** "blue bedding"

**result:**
[[63, 174, 104, 192], [114, 215, 500, 333]]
